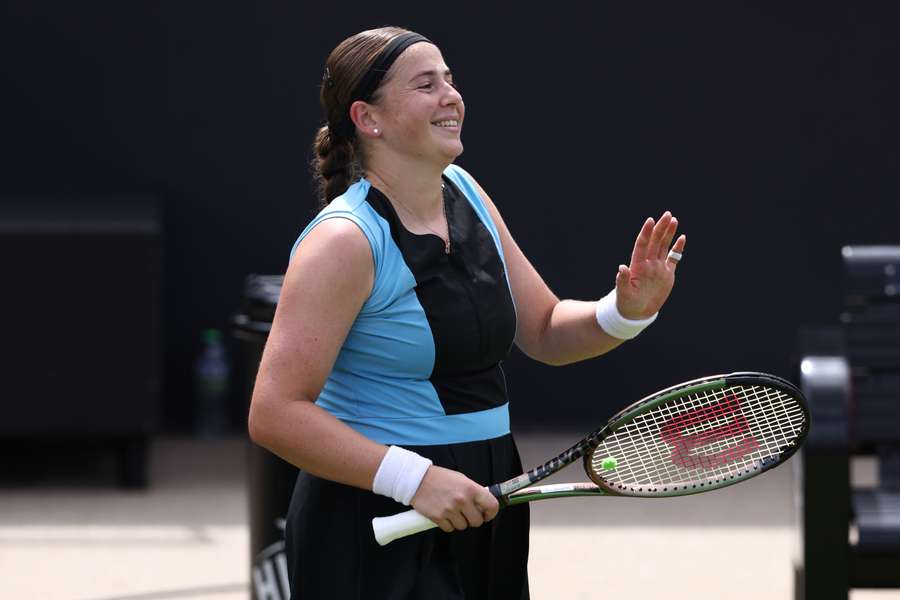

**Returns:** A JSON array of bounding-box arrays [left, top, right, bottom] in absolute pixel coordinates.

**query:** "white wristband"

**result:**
[[372, 445, 433, 506], [595, 288, 658, 340]]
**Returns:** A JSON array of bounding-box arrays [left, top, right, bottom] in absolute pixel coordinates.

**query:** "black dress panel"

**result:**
[[364, 177, 517, 415]]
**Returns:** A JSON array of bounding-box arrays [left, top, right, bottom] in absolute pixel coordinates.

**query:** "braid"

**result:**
[[310, 27, 414, 207], [311, 125, 359, 207]]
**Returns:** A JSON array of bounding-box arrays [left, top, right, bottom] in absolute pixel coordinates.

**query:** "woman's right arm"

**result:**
[[247, 217, 498, 530], [247, 217, 386, 489]]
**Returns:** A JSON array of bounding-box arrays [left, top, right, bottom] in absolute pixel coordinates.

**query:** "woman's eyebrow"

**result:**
[[408, 68, 453, 83]]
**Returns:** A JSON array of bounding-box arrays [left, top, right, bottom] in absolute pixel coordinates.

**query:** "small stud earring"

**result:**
[[373, 128, 379, 135]]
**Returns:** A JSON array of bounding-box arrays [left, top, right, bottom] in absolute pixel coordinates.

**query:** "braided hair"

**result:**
[[311, 26, 414, 206]]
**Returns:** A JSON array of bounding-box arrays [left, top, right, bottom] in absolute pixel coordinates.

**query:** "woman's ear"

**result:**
[[349, 100, 381, 138]]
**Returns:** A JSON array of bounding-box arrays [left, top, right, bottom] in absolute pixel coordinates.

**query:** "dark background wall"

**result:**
[[2, 2, 897, 431]]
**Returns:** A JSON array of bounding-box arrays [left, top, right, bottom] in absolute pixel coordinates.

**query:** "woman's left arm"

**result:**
[[471, 177, 686, 366]]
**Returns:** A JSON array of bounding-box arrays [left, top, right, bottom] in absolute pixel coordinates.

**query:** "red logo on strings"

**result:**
[[661, 394, 759, 470]]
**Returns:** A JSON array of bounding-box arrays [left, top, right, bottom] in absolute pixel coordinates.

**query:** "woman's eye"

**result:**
[[416, 81, 458, 91]]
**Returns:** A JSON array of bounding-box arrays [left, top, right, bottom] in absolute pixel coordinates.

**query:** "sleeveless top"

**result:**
[[290, 164, 517, 445]]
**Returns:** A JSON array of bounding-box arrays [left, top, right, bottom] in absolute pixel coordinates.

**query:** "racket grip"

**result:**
[[372, 509, 437, 546]]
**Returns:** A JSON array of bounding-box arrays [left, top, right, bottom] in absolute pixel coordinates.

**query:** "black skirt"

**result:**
[[284, 433, 530, 600]]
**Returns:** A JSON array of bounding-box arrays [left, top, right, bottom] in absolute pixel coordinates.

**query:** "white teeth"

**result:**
[[433, 120, 458, 128]]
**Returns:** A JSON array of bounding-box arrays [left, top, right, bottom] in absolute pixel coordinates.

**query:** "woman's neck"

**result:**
[[365, 157, 447, 220]]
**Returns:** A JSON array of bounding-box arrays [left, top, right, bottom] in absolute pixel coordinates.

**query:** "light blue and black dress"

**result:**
[[284, 164, 529, 599]]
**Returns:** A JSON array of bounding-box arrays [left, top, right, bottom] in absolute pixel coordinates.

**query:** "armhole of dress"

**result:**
[[292, 211, 376, 260], [289, 213, 381, 312]]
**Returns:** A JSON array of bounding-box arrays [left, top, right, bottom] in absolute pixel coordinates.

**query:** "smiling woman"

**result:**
[[247, 25, 687, 600], [312, 28, 464, 211]]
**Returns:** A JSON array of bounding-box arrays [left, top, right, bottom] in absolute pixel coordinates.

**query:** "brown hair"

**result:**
[[311, 26, 413, 206]]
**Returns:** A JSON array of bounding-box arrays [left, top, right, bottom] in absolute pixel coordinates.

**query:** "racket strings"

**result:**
[[636, 386, 803, 483], [590, 385, 806, 491], [653, 386, 800, 469], [633, 385, 802, 484]]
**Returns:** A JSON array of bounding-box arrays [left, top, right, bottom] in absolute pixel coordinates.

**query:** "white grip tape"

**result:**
[[372, 509, 437, 546]]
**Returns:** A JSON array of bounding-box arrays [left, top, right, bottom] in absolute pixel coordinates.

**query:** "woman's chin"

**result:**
[[413, 138, 463, 165], [439, 139, 464, 160]]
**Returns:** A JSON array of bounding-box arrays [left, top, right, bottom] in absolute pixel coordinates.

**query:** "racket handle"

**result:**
[[372, 509, 437, 546]]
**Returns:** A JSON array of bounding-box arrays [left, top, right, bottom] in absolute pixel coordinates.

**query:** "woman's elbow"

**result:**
[[516, 342, 569, 367], [247, 391, 273, 447], [536, 352, 572, 367], [247, 385, 316, 447]]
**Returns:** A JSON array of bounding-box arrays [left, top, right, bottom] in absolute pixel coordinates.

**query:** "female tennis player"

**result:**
[[247, 26, 686, 599]]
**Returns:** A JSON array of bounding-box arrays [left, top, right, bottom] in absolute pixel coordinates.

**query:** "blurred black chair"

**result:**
[[0, 196, 162, 488], [796, 246, 900, 599]]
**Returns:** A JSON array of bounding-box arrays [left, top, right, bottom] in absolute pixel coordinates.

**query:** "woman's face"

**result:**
[[371, 43, 465, 165]]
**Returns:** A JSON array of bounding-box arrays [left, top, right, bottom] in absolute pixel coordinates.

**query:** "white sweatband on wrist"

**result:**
[[372, 445, 433, 506], [595, 288, 658, 340]]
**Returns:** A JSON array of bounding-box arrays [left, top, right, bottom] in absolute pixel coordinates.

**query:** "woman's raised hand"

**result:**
[[614, 211, 686, 320]]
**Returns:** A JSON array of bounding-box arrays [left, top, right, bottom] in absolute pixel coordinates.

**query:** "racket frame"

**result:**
[[492, 372, 807, 504]]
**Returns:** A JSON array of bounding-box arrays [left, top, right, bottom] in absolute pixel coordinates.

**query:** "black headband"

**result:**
[[329, 32, 431, 139], [352, 32, 431, 103]]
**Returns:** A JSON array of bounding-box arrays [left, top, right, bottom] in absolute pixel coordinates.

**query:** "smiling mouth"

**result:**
[[432, 120, 459, 128]]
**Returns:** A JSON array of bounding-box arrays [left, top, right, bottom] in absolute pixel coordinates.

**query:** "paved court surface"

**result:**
[[1, 434, 898, 600]]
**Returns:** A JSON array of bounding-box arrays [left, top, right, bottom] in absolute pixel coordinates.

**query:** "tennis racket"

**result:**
[[372, 371, 808, 546]]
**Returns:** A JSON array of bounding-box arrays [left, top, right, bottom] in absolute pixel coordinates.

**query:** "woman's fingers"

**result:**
[[461, 503, 485, 528], [630, 217, 655, 264], [633, 212, 681, 266], [667, 234, 687, 270], [615, 264, 630, 292], [475, 487, 500, 521], [436, 519, 455, 533], [447, 510, 468, 531], [646, 211, 672, 260], [657, 216, 679, 260], [455, 485, 500, 528]]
